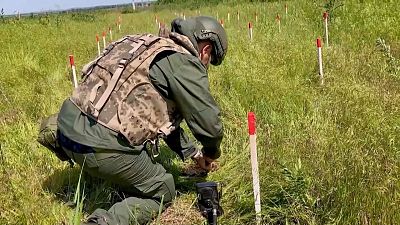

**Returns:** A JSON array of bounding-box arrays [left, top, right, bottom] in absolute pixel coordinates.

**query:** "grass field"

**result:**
[[0, 0, 399, 224]]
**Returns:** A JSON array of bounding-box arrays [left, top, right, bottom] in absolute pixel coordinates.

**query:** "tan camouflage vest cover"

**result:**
[[70, 33, 199, 146]]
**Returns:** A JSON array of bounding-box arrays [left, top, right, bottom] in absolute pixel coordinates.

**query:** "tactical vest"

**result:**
[[70, 33, 198, 146]]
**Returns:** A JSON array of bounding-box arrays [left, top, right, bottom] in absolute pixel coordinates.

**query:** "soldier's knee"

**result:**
[[159, 173, 176, 203]]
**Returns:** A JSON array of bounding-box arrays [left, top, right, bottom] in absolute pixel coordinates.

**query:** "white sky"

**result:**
[[0, 0, 155, 15]]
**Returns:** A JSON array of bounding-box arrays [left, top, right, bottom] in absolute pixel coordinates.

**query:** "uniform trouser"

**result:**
[[62, 147, 176, 225]]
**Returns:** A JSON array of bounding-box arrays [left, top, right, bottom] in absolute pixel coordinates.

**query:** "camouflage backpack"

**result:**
[[70, 33, 198, 148]]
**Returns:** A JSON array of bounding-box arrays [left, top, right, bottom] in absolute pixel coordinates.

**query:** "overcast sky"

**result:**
[[0, 0, 153, 15]]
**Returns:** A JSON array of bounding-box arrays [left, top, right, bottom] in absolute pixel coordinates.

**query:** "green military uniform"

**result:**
[[58, 50, 223, 225]]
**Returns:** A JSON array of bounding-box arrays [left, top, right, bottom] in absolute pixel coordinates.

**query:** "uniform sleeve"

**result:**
[[168, 54, 223, 159], [163, 126, 197, 161]]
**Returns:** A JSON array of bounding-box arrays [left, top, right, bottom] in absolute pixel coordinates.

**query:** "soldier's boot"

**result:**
[[81, 211, 111, 225], [81, 222, 98, 225]]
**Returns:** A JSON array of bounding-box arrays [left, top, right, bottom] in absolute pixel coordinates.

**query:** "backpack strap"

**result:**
[[81, 36, 132, 81], [92, 34, 160, 117]]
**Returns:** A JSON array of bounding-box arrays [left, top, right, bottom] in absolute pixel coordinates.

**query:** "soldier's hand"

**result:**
[[192, 148, 215, 172]]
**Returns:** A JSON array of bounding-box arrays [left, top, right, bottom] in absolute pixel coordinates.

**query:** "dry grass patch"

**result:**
[[151, 197, 204, 225]]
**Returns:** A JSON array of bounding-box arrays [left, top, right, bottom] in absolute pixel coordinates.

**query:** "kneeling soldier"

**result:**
[[55, 16, 227, 225]]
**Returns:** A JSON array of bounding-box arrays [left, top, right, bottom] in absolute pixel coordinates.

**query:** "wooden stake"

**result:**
[[317, 37, 324, 84], [118, 15, 122, 32], [158, 22, 167, 36], [96, 34, 101, 56], [323, 12, 329, 47], [248, 22, 253, 40], [285, 4, 288, 15], [109, 27, 113, 42], [69, 55, 78, 88], [102, 31, 106, 49], [248, 112, 261, 225], [276, 14, 281, 32]]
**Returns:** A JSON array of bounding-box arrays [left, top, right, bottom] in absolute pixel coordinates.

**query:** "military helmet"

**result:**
[[171, 16, 228, 66], [193, 16, 228, 66]]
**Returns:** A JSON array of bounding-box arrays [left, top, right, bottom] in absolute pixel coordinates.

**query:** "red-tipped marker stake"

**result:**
[[323, 12, 329, 47], [317, 37, 324, 84], [118, 16, 122, 32], [228, 12, 230, 22], [155, 15, 158, 24], [276, 14, 281, 32], [248, 112, 261, 224], [96, 34, 101, 56], [102, 31, 106, 49], [158, 22, 165, 36], [248, 22, 253, 40], [220, 19, 224, 28], [109, 27, 113, 42], [255, 12, 258, 23], [69, 55, 78, 88], [285, 4, 288, 15], [237, 10, 240, 22]]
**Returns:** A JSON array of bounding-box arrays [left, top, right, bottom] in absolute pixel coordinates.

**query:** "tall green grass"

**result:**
[[0, 0, 399, 224]]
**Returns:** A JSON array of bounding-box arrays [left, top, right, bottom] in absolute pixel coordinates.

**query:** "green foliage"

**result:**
[[70, 160, 86, 225], [155, 0, 283, 9], [70, 13, 96, 22], [262, 159, 318, 224], [322, 0, 344, 20], [55, 15, 64, 27], [376, 37, 399, 76], [155, 195, 165, 225], [38, 14, 50, 25], [121, 7, 134, 14]]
